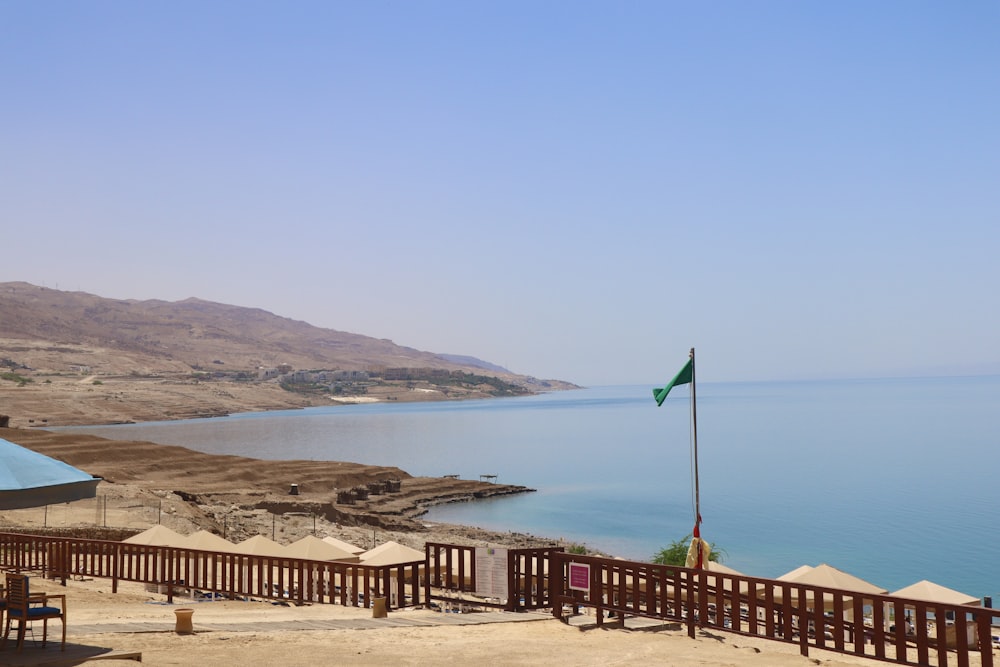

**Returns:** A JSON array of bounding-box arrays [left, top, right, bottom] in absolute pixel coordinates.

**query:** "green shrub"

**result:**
[[652, 534, 724, 566]]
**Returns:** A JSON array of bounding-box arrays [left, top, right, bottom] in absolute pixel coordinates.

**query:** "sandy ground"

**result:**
[[7, 577, 910, 667]]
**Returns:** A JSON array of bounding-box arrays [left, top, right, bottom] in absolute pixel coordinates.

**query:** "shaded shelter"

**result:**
[[789, 564, 887, 595], [0, 437, 99, 509], [233, 535, 291, 598], [887, 579, 983, 643], [286, 535, 359, 563], [359, 541, 424, 608], [704, 560, 750, 594], [181, 530, 237, 552], [359, 541, 423, 566], [760, 563, 886, 622], [233, 535, 289, 558], [890, 580, 980, 606], [777, 564, 815, 581], [322, 535, 365, 555], [122, 524, 186, 546]]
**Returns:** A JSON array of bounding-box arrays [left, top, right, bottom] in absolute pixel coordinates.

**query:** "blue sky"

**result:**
[[2, 2, 997, 386]]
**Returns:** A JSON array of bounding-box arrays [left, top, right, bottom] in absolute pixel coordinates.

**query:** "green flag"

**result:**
[[652, 358, 693, 406]]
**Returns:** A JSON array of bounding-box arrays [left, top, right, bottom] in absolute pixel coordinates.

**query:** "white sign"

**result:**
[[474, 547, 509, 598]]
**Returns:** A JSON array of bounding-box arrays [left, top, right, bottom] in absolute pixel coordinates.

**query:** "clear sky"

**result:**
[[2, 2, 997, 386]]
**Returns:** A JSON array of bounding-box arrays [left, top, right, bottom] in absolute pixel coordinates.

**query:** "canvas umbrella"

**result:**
[[889, 580, 980, 606], [182, 530, 238, 552], [234, 534, 289, 558], [789, 564, 887, 595], [887, 580, 982, 639], [322, 535, 365, 555], [777, 564, 815, 581], [0, 437, 99, 509], [359, 541, 424, 566], [360, 541, 425, 607], [761, 563, 886, 619], [286, 535, 359, 563], [279, 536, 358, 602], [122, 524, 187, 546], [234, 535, 292, 597]]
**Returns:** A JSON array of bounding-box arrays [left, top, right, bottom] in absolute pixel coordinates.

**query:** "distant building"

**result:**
[[257, 367, 280, 380]]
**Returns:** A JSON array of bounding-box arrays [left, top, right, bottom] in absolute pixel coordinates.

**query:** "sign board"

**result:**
[[474, 547, 509, 598], [568, 562, 590, 592]]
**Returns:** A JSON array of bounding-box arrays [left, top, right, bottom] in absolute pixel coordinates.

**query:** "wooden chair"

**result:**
[[2, 573, 66, 652]]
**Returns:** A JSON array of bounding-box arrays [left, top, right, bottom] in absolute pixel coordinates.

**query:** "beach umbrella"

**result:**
[[122, 524, 187, 546], [762, 563, 886, 616], [886, 580, 982, 635], [359, 541, 424, 608], [0, 437, 100, 509], [889, 580, 980, 606], [286, 535, 359, 562], [233, 534, 289, 558], [662, 560, 749, 603], [182, 530, 238, 552], [777, 564, 815, 581], [322, 535, 365, 555], [359, 540, 424, 566], [789, 564, 887, 595], [704, 560, 750, 593]]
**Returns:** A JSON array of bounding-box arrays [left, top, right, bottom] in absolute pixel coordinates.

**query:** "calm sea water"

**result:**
[[64, 376, 999, 601]]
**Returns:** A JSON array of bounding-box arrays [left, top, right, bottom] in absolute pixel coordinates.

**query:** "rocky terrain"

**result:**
[[0, 281, 576, 428]]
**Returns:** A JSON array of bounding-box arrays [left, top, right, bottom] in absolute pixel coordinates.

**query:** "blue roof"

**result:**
[[0, 437, 95, 491]]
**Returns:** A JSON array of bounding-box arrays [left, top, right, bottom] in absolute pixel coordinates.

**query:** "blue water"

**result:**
[[63, 376, 1000, 601]]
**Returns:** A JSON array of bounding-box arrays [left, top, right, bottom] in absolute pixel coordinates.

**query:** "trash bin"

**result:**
[[174, 608, 195, 634], [371, 597, 388, 618]]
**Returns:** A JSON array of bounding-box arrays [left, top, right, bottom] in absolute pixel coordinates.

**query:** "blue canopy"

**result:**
[[0, 437, 99, 509]]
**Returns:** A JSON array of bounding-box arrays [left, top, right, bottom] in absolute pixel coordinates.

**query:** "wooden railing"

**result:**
[[549, 551, 999, 667], [6, 531, 995, 667], [0, 532, 425, 610]]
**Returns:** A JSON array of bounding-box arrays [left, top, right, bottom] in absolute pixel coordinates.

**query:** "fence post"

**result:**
[[797, 585, 809, 657], [550, 551, 564, 620], [505, 550, 517, 612], [978, 609, 995, 667], [112, 541, 120, 593]]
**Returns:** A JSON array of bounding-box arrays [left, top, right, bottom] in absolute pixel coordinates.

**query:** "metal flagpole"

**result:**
[[689, 347, 703, 568]]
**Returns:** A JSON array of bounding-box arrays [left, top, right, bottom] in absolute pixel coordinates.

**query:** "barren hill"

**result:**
[[0, 282, 574, 427]]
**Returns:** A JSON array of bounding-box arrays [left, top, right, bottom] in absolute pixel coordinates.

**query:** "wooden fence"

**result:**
[[0, 532, 424, 610], [4, 532, 996, 667], [549, 551, 999, 667]]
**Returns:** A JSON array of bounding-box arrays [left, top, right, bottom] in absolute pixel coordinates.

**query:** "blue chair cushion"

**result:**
[[8, 606, 61, 618]]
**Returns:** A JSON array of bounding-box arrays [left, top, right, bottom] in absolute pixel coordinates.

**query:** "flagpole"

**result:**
[[689, 347, 702, 567]]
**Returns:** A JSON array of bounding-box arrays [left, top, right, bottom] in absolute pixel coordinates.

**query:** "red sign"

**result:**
[[568, 562, 590, 591]]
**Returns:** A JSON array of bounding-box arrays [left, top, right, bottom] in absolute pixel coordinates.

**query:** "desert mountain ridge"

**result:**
[[0, 281, 576, 427]]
